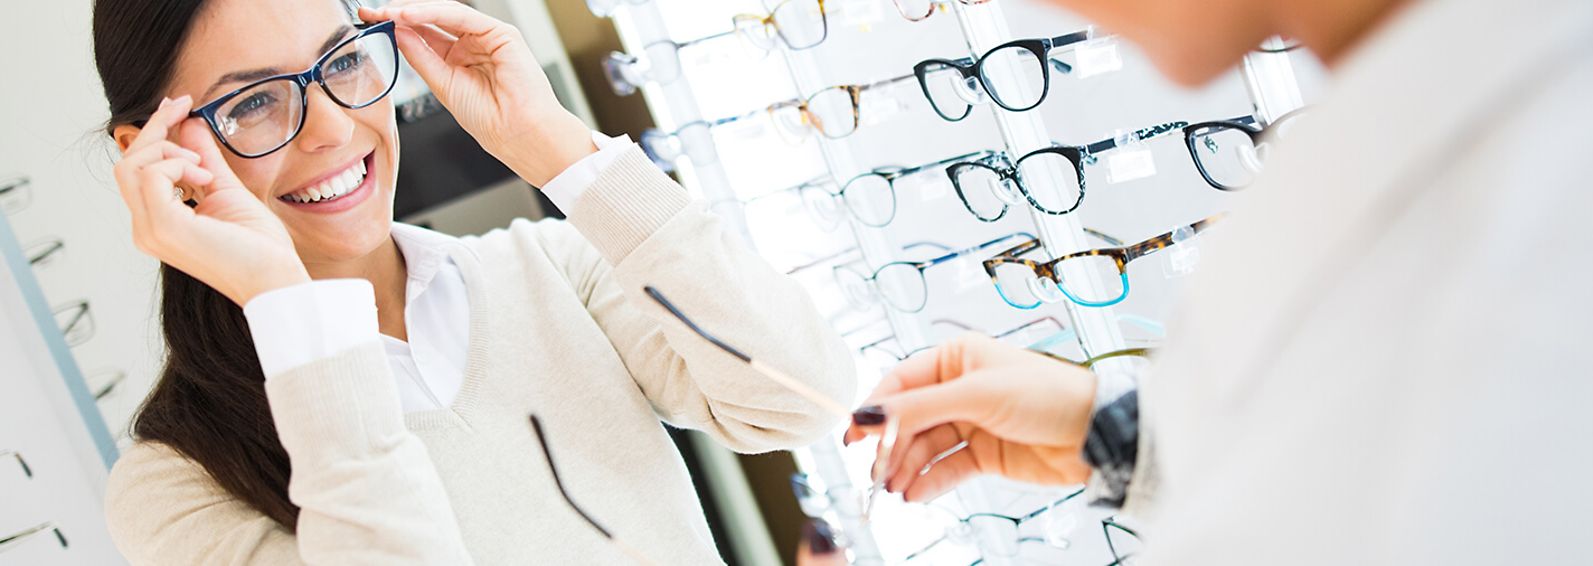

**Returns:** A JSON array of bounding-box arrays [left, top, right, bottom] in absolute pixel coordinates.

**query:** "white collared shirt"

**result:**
[[244, 133, 630, 412]]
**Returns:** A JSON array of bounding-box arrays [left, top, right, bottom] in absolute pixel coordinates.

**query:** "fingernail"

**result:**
[[852, 405, 885, 426], [175, 94, 191, 105], [159, 97, 171, 108], [803, 520, 838, 555]]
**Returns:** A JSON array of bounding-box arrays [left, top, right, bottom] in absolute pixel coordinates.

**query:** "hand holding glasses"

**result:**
[[915, 30, 1094, 122], [158, 21, 399, 159], [984, 216, 1222, 308]]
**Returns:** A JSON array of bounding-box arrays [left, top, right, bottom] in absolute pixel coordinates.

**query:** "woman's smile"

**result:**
[[275, 151, 377, 214]]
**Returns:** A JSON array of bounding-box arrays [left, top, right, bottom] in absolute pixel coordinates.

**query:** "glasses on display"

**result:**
[[914, 30, 1093, 122], [87, 369, 129, 401], [905, 487, 1085, 562], [0, 522, 68, 553], [51, 300, 94, 347], [638, 110, 764, 170], [734, 0, 829, 52], [25, 238, 64, 268], [802, 150, 991, 229], [1, 449, 32, 479], [602, 30, 740, 96], [527, 414, 657, 565], [984, 216, 1221, 308], [1102, 515, 1142, 565], [0, 176, 31, 215], [891, 0, 991, 22], [1183, 107, 1308, 190], [165, 21, 398, 158], [861, 316, 1067, 367], [769, 74, 916, 141], [835, 232, 1033, 313], [947, 121, 1186, 220]]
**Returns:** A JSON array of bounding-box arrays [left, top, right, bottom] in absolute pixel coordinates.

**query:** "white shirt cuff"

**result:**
[[539, 131, 635, 213], [243, 279, 381, 380]]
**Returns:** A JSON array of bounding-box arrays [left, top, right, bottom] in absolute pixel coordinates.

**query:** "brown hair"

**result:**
[[92, 0, 358, 530]]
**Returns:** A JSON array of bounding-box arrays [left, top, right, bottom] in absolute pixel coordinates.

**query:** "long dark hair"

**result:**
[[92, 0, 357, 531]]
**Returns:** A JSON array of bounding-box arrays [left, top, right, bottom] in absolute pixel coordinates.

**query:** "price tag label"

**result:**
[[1163, 226, 1202, 277], [1106, 148, 1156, 184], [1073, 38, 1123, 78], [912, 176, 951, 203], [859, 92, 905, 127]]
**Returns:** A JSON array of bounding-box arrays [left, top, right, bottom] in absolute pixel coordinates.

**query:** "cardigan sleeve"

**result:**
[[543, 145, 857, 453], [104, 343, 474, 565]]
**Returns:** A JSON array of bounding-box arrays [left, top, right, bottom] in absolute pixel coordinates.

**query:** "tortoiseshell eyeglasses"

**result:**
[[983, 216, 1222, 308]]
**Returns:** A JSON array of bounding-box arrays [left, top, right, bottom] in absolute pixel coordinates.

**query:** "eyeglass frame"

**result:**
[[947, 121, 1187, 220], [732, 0, 830, 52], [913, 30, 1091, 122], [905, 486, 1086, 562], [0, 522, 68, 553], [1102, 515, 1142, 565], [892, 0, 992, 22], [603, 29, 740, 96], [769, 73, 916, 141], [1, 449, 32, 478], [837, 231, 1035, 313], [174, 21, 399, 159], [809, 150, 993, 228], [982, 216, 1221, 308], [1182, 107, 1308, 191]]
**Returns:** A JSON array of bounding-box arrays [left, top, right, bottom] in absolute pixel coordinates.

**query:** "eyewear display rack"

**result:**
[[603, 1, 1307, 564]]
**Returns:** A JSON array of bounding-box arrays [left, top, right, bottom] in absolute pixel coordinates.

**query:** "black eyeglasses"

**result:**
[[0, 176, 31, 215], [181, 21, 399, 158], [1, 449, 32, 479], [1183, 107, 1308, 190], [1102, 515, 1142, 565], [947, 121, 1187, 220], [914, 30, 1093, 122], [801, 150, 992, 229], [0, 522, 68, 554]]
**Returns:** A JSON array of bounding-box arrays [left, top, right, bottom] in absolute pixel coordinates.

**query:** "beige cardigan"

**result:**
[[103, 147, 857, 565]]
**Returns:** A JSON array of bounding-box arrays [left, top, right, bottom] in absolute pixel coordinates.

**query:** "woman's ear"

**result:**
[[111, 124, 142, 155]]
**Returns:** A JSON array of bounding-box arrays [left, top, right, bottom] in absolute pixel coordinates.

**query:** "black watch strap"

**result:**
[[1083, 389, 1139, 507]]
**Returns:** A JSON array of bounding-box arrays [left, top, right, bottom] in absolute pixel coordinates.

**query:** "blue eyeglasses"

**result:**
[[186, 21, 399, 158]]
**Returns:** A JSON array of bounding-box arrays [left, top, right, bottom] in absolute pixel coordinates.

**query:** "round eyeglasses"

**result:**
[[187, 21, 399, 159]]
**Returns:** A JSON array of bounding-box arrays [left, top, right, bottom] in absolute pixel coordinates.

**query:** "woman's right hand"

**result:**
[[843, 334, 1099, 503], [114, 95, 309, 306]]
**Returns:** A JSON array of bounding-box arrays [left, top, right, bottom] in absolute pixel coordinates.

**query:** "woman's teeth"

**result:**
[[282, 159, 367, 204]]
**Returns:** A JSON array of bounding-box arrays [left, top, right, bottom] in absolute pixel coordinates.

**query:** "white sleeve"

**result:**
[[242, 278, 381, 379], [538, 131, 635, 212]]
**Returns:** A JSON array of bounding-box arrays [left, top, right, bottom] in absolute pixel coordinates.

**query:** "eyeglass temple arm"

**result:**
[[1122, 213, 1225, 262], [1042, 30, 1094, 75], [903, 149, 1000, 178], [2, 450, 31, 478], [643, 286, 852, 418], [1079, 121, 1192, 157], [0, 522, 66, 549], [923, 231, 1036, 268]]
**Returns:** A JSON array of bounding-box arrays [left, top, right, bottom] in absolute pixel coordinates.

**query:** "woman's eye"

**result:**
[[227, 92, 277, 122], [326, 51, 367, 76]]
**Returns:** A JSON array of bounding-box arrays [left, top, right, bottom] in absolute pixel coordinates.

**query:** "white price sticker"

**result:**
[[1106, 149, 1156, 184], [1073, 38, 1123, 78], [953, 258, 986, 292], [913, 176, 951, 203]]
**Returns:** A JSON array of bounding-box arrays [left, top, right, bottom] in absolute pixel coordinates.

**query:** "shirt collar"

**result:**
[[390, 222, 461, 302]]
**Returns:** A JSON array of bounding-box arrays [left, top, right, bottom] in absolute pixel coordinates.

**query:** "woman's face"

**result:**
[[117, 0, 399, 266], [1041, 0, 1274, 87]]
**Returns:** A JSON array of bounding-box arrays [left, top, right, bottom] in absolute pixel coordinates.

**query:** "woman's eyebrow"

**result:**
[[198, 24, 356, 102]]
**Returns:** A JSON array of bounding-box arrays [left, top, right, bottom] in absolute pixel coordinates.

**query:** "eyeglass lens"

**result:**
[[212, 30, 397, 156]]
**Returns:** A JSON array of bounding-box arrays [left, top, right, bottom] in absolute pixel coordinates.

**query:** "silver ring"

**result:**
[[173, 187, 185, 201]]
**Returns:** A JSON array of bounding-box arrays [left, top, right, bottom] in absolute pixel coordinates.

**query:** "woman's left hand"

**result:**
[[360, 0, 595, 186]]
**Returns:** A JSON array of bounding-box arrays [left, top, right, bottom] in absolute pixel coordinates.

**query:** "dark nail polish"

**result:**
[[803, 519, 838, 555], [852, 405, 886, 426]]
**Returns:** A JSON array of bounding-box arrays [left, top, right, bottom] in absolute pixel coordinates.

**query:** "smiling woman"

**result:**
[[90, 0, 854, 563]]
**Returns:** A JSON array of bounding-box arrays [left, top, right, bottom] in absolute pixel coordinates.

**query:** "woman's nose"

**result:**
[[294, 87, 355, 154]]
